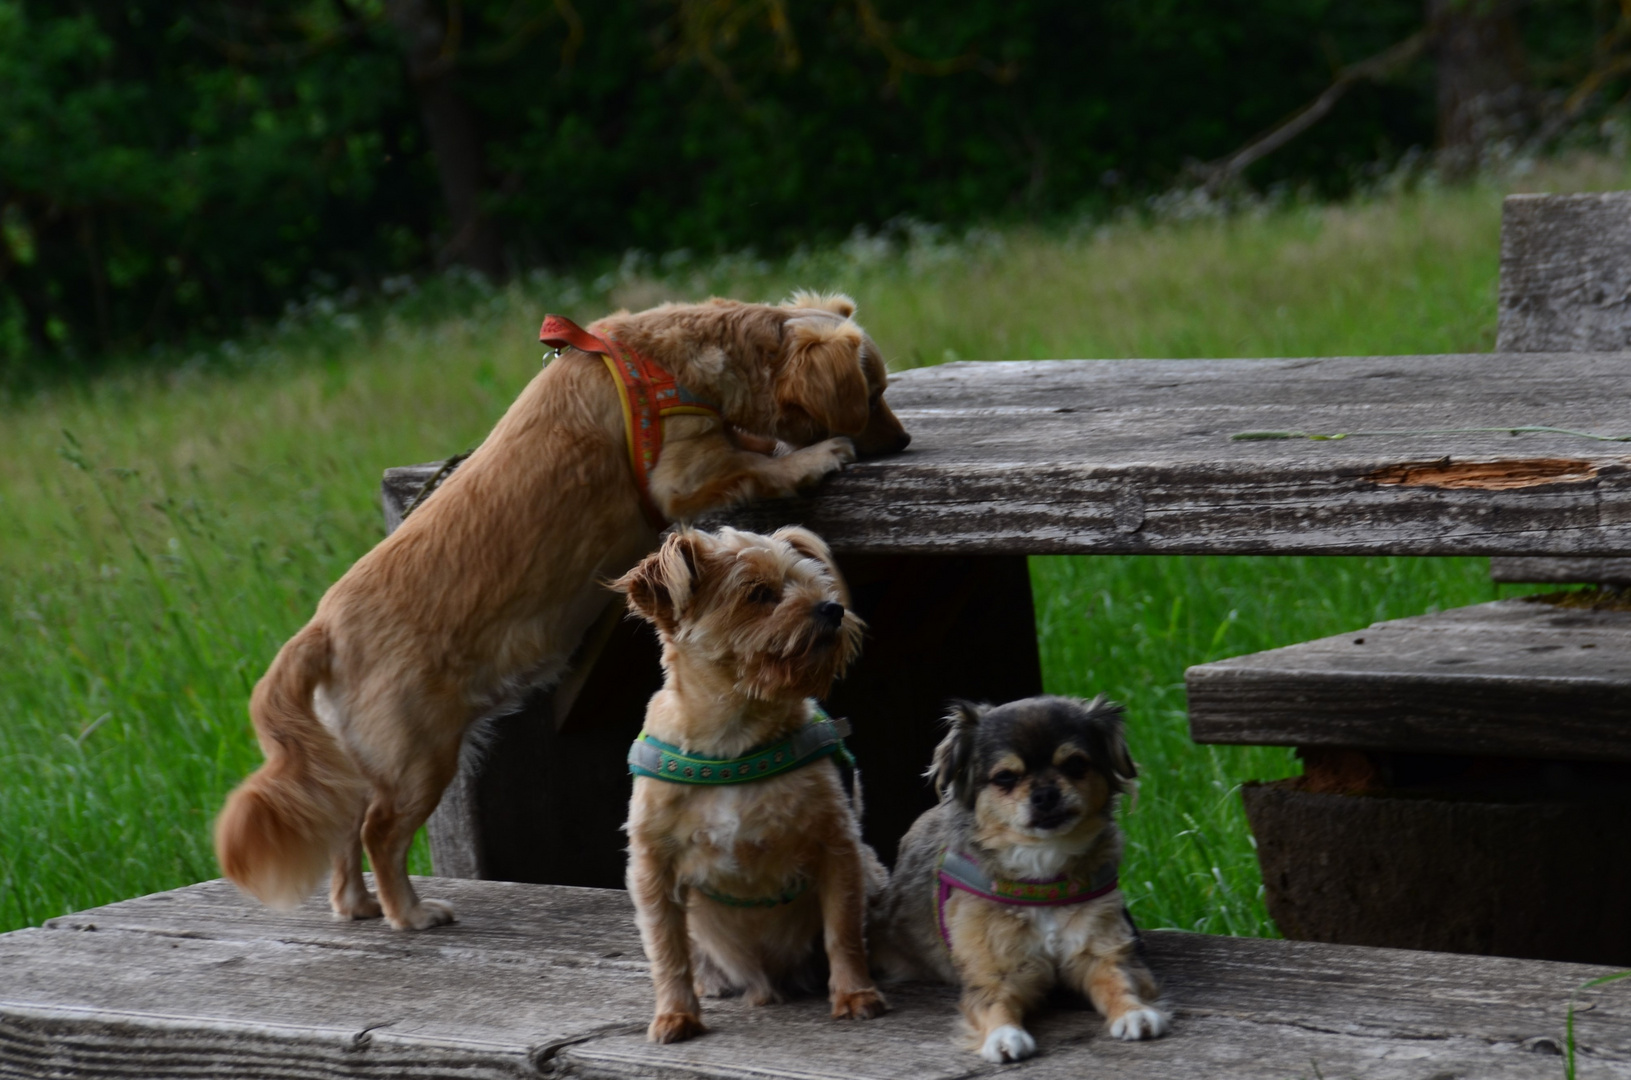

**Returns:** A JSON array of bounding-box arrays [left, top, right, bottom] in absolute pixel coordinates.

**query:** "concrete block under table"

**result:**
[[4, 877, 1629, 1079], [1188, 593, 1631, 964]]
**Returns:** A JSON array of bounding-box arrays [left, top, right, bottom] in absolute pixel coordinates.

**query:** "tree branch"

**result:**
[[1195, 28, 1433, 191]]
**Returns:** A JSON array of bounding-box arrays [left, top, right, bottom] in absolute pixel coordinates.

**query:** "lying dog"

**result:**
[[614, 526, 888, 1043], [871, 696, 1167, 1062], [216, 294, 909, 931]]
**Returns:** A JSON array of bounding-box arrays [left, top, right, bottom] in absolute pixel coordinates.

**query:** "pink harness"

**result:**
[[936, 848, 1120, 949]]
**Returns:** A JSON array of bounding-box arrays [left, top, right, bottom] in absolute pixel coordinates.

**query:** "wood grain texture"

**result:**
[[1499, 191, 1631, 353], [3, 879, 1627, 1079], [1186, 597, 1631, 760], [392, 352, 1631, 556], [1494, 191, 1631, 583], [1492, 556, 1631, 583]]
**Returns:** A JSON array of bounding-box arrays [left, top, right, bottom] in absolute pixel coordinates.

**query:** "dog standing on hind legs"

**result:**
[[214, 294, 909, 931], [614, 526, 888, 1042]]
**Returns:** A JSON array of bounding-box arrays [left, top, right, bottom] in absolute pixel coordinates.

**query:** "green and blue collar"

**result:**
[[628, 706, 853, 785]]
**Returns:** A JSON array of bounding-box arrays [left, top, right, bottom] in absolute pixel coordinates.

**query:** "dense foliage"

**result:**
[[0, 1, 1609, 379]]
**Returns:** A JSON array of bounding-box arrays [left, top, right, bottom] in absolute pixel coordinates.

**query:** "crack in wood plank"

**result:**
[[1368, 458, 1599, 489]]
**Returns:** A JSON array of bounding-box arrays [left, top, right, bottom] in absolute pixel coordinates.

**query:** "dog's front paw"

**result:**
[[390, 898, 456, 930], [1108, 1006, 1170, 1041], [648, 1011, 706, 1044], [830, 986, 887, 1020], [791, 437, 856, 488], [979, 1025, 1037, 1063]]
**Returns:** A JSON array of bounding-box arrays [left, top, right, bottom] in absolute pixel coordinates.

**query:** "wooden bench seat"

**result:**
[[1187, 594, 1631, 762], [1171, 190, 1631, 965], [1186, 593, 1631, 964], [3, 878, 1626, 1079]]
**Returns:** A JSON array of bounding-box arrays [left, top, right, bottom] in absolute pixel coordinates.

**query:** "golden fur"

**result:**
[[871, 696, 1168, 1063], [214, 295, 909, 931], [613, 527, 888, 1043]]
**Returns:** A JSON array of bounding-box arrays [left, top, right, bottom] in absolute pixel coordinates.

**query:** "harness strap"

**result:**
[[628, 708, 853, 785], [538, 313, 722, 528], [697, 876, 811, 909], [936, 848, 1120, 950]]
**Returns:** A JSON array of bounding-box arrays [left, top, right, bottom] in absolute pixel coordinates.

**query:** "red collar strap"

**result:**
[[539, 314, 722, 528]]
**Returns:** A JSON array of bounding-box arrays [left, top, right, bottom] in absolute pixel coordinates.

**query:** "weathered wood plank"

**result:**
[[394, 352, 1631, 556], [1499, 191, 1631, 353], [1187, 597, 1631, 760], [1494, 191, 1631, 583], [3, 879, 1628, 1079], [1492, 556, 1631, 583]]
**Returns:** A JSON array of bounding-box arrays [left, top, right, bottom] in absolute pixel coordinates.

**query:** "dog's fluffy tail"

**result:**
[[215, 623, 363, 909]]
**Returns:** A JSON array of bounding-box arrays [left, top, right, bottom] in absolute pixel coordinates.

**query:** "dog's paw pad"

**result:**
[[1109, 1007, 1169, 1041], [392, 899, 457, 930], [648, 1011, 706, 1044], [831, 987, 887, 1020], [979, 1025, 1037, 1063]]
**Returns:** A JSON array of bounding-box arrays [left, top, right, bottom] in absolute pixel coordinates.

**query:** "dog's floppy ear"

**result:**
[[783, 291, 857, 319], [778, 316, 870, 436], [1076, 695, 1136, 787], [609, 530, 706, 633], [929, 700, 986, 808]]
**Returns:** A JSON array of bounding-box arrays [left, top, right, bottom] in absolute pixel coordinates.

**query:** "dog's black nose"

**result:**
[[1030, 785, 1061, 812], [814, 601, 846, 627], [896, 429, 911, 450]]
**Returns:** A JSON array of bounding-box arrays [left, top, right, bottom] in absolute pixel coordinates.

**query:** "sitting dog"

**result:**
[[613, 526, 889, 1043], [215, 295, 910, 931], [871, 696, 1168, 1062]]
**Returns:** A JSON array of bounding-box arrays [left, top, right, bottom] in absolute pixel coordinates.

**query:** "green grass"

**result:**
[[5, 154, 1625, 936]]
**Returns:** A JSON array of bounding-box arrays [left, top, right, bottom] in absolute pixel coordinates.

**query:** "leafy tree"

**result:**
[[0, 1, 1610, 382]]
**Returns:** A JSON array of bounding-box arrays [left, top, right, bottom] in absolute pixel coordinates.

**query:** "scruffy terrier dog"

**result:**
[[872, 696, 1168, 1063], [215, 294, 909, 932], [613, 526, 889, 1043]]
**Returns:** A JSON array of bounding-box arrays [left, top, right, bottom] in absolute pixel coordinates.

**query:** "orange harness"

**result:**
[[539, 314, 721, 528]]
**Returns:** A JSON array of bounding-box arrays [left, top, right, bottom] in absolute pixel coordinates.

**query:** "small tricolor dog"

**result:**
[[613, 526, 888, 1043], [872, 696, 1168, 1062]]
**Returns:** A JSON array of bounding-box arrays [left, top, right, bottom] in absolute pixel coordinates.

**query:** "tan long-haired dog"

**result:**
[[613, 526, 888, 1043], [215, 294, 909, 931], [872, 696, 1168, 1062]]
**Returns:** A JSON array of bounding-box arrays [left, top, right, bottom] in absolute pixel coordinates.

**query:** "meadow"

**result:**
[[4, 155, 1625, 937]]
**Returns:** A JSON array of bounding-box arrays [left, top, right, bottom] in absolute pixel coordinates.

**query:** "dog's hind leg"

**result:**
[[328, 800, 381, 920], [360, 745, 460, 931]]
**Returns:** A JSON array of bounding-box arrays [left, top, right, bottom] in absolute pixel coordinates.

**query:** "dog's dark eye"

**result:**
[[989, 770, 1020, 793], [748, 583, 780, 605], [1058, 756, 1090, 780]]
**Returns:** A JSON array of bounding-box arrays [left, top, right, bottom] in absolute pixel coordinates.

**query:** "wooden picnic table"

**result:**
[[382, 348, 1631, 894], [714, 350, 1631, 557]]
